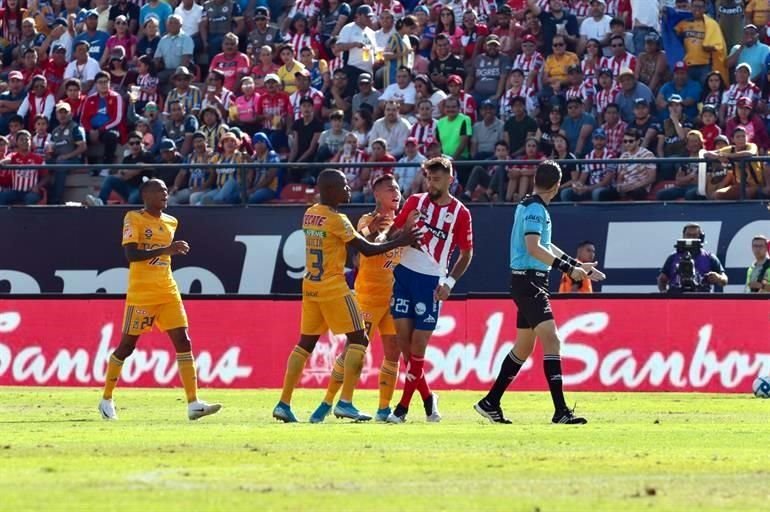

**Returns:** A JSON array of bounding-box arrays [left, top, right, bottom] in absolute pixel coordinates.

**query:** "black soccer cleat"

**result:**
[[552, 406, 588, 425], [473, 399, 512, 424]]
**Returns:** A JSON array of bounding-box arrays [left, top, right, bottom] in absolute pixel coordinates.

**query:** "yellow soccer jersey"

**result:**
[[302, 203, 357, 301], [355, 213, 401, 300], [121, 210, 181, 305]]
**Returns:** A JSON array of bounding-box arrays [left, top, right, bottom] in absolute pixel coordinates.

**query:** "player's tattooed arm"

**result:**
[[124, 241, 190, 262]]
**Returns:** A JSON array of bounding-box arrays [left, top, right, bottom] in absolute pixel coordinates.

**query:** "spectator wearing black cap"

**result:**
[[109, 0, 140, 35], [74, 10, 109, 61], [471, 99, 503, 160], [336, 5, 377, 85], [169, 131, 215, 205], [466, 35, 509, 107], [563, 96, 596, 156], [41, 18, 73, 62], [352, 72, 380, 113], [635, 32, 668, 95], [629, 97, 662, 152], [248, 131, 283, 203], [247, 7, 282, 51], [63, 41, 100, 94]]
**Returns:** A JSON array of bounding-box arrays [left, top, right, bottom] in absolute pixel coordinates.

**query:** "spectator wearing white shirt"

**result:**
[[374, 9, 396, 52], [394, 136, 425, 195], [336, 5, 377, 85], [63, 41, 101, 94], [629, 0, 660, 55], [579, 0, 612, 55], [378, 66, 417, 116], [174, 0, 203, 40], [368, 100, 412, 157]]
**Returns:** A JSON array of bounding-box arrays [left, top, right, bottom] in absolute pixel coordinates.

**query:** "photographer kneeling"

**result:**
[[657, 223, 728, 293]]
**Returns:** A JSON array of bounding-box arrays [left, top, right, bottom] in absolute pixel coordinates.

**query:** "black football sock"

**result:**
[[483, 351, 526, 406], [544, 354, 567, 412]]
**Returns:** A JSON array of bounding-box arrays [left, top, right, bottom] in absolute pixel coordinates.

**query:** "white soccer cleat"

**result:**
[[188, 400, 222, 420], [98, 398, 117, 420], [85, 194, 104, 206]]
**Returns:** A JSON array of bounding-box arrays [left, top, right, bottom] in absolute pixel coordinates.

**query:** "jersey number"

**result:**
[[307, 249, 324, 281]]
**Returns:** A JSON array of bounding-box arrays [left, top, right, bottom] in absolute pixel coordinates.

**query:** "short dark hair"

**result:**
[[577, 240, 595, 250], [604, 102, 619, 112], [299, 96, 314, 106], [128, 131, 143, 142], [534, 160, 562, 189], [624, 127, 641, 140], [423, 157, 453, 174], [683, 223, 702, 236], [610, 34, 624, 44], [435, 33, 450, 44], [94, 70, 110, 82], [494, 140, 509, 150]]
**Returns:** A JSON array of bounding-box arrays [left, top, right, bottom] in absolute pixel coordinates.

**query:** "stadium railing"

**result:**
[[1, 156, 763, 203]]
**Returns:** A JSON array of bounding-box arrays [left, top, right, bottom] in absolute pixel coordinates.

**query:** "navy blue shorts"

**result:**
[[391, 265, 441, 331]]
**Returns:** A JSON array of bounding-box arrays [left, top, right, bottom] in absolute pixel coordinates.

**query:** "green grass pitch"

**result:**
[[1, 387, 768, 512]]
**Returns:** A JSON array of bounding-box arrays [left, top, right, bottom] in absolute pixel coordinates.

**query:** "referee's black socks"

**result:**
[[484, 351, 526, 405], [543, 354, 567, 412]]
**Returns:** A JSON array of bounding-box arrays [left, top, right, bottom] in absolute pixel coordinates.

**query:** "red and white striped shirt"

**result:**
[[584, 147, 617, 185], [512, 52, 544, 91], [409, 119, 438, 155], [393, 192, 473, 277], [570, 0, 591, 17], [594, 85, 620, 116], [338, 150, 367, 186], [581, 58, 599, 88], [288, 0, 320, 19], [564, 82, 594, 102], [328, 55, 344, 75], [289, 87, 324, 119], [722, 82, 761, 119], [288, 33, 316, 59], [468, 0, 497, 22], [602, 119, 627, 155], [499, 85, 536, 120], [605, 0, 619, 17], [8, 151, 45, 192], [601, 53, 636, 76], [456, 92, 477, 123], [535, 0, 551, 13], [374, 0, 406, 19]]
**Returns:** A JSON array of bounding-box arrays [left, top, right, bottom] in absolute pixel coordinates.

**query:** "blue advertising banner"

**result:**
[[2, 202, 769, 294]]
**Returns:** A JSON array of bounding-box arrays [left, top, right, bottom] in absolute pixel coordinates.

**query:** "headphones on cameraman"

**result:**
[[683, 223, 706, 242]]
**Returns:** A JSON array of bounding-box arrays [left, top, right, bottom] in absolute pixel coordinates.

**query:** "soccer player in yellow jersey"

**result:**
[[98, 179, 222, 421], [308, 174, 404, 423], [273, 169, 417, 423]]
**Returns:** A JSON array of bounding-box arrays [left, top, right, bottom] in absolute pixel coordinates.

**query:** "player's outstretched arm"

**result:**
[[348, 226, 419, 257], [525, 234, 592, 282], [550, 242, 606, 282], [124, 241, 190, 262]]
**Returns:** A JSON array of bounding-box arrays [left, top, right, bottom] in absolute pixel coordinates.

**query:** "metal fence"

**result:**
[[3, 155, 766, 203]]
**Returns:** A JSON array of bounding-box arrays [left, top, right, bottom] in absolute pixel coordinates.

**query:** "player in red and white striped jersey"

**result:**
[[601, 35, 636, 76], [0, 130, 47, 205], [387, 157, 473, 423]]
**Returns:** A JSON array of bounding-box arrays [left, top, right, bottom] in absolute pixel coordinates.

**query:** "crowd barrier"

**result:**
[[1, 295, 767, 393]]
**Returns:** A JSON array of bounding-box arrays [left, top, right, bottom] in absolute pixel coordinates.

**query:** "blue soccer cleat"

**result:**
[[333, 400, 372, 421], [375, 407, 391, 422], [309, 402, 332, 423], [272, 401, 299, 423]]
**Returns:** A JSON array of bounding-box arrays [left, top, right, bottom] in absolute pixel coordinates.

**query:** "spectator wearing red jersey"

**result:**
[[81, 71, 125, 165], [19, 48, 43, 87], [0, 130, 47, 205], [210, 32, 251, 93], [44, 43, 68, 97], [726, 96, 770, 150], [459, 9, 489, 61], [18, 75, 54, 131], [256, 73, 292, 151], [699, 104, 722, 150], [61, 79, 86, 122]]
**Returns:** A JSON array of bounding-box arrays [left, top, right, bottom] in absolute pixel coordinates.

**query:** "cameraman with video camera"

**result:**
[[657, 223, 728, 293]]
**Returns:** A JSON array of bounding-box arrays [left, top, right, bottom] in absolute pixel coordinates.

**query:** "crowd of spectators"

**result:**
[[0, 0, 769, 205]]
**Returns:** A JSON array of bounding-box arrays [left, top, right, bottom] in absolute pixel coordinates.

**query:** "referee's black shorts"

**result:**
[[510, 270, 554, 329]]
